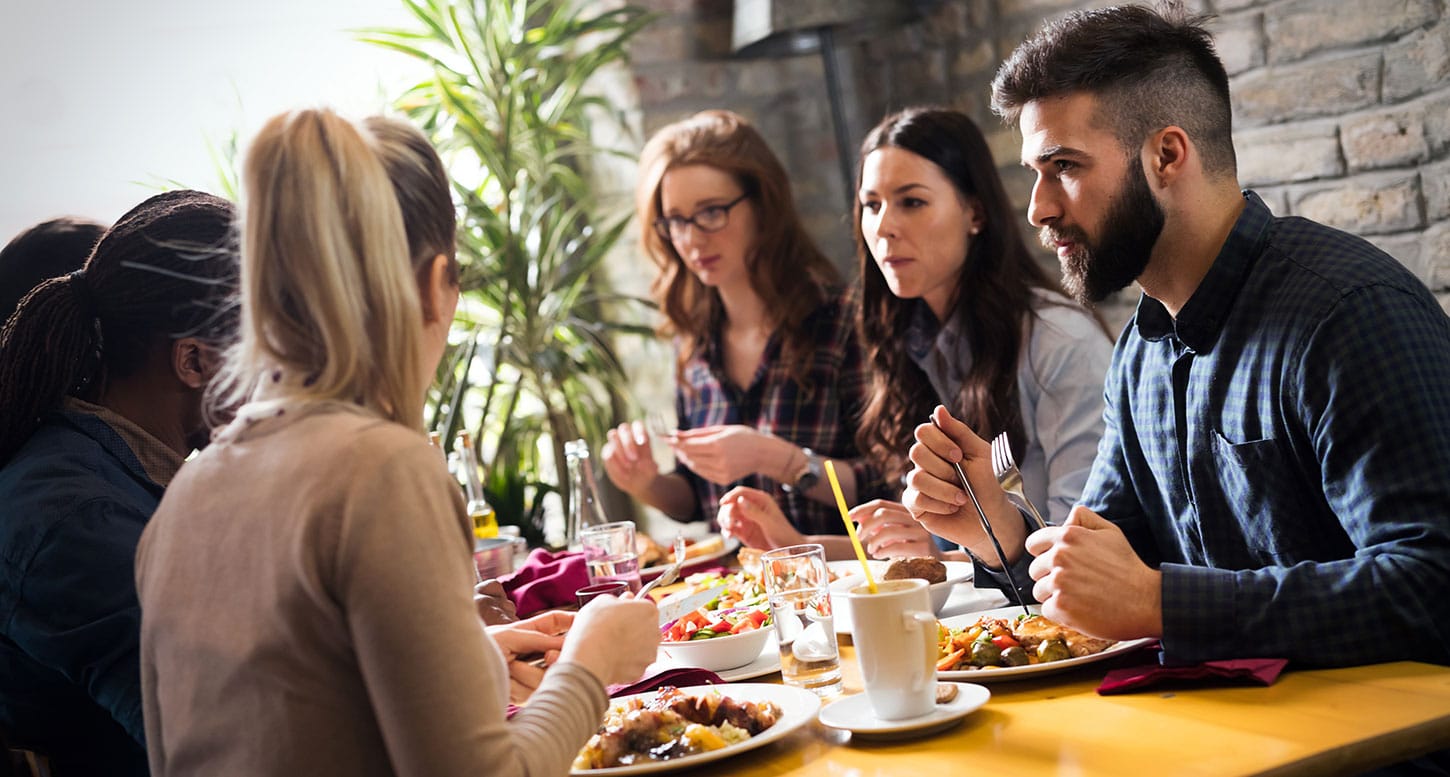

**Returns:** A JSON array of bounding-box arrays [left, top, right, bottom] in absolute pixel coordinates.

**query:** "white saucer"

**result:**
[[817, 682, 990, 740]]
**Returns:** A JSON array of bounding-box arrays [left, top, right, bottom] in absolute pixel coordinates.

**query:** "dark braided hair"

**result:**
[[0, 190, 237, 466]]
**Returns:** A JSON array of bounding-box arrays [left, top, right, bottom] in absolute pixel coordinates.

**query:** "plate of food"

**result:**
[[934, 606, 1155, 682], [655, 631, 781, 682], [570, 683, 820, 774], [638, 534, 740, 578]]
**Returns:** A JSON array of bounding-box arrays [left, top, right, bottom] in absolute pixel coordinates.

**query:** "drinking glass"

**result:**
[[760, 543, 842, 696], [576, 580, 631, 607], [579, 520, 642, 593]]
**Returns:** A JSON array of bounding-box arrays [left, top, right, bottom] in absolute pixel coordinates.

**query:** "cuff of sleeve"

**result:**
[[967, 508, 1039, 605], [1159, 563, 1238, 664]]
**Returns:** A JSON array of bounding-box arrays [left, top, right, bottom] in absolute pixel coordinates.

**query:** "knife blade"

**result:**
[[655, 583, 728, 627]]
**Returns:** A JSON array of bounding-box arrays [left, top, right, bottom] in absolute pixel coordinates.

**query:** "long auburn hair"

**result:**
[[635, 110, 838, 389], [854, 107, 1079, 482], [0, 191, 236, 466], [210, 110, 457, 430]]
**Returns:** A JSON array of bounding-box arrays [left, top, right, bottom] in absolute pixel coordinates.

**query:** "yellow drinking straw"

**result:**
[[825, 459, 877, 594]]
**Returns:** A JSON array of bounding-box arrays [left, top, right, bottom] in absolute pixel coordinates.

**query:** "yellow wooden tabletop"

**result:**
[[647, 561, 1450, 775], [715, 644, 1450, 776]]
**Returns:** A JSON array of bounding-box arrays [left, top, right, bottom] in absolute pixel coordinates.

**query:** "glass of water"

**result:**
[[579, 521, 642, 593], [760, 543, 842, 696]]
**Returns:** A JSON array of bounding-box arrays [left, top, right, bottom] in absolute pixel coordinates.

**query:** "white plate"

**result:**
[[936, 606, 1156, 682], [570, 683, 820, 775], [817, 682, 990, 740], [656, 632, 781, 682], [640, 535, 740, 579]]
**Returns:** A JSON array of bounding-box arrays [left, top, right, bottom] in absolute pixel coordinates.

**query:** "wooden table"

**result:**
[[717, 646, 1450, 777]]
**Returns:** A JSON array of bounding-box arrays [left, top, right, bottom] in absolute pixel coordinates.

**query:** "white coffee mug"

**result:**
[[844, 578, 938, 720]]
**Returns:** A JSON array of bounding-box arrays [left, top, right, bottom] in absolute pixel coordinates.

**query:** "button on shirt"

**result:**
[[676, 292, 886, 535], [1081, 191, 1450, 666]]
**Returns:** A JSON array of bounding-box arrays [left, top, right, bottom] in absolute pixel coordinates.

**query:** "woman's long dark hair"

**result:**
[[0, 190, 237, 466], [854, 107, 1074, 482], [636, 110, 839, 390]]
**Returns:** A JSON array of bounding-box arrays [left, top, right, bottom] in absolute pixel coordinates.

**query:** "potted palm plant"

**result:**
[[362, 0, 656, 547]]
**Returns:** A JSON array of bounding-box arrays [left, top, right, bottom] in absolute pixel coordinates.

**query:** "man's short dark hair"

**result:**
[[990, 2, 1237, 177], [0, 217, 105, 325]]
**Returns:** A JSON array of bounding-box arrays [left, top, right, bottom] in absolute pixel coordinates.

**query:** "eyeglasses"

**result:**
[[652, 193, 750, 242]]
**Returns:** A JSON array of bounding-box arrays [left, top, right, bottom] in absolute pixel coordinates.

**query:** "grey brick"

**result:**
[[1341, 105, 1431, 172], [1234, 120, 1343, 186], [1384, 20, 1450, 103], [951, 37, 998, 79], [1254, 186, 1292, 216], [1292, 170, 1423, 235], [1367, 231, 1428, 285], [1423, 89, 1450, 154], [633, 62, 730, 107], [1426, 220, 1450, 291], [1232, 50, 1380, 128], [1214, 0, 1267, 11], [1211, 12, 1266, 76], [1265, 0, 1437, 64], [1424, 159, 1450, 222]]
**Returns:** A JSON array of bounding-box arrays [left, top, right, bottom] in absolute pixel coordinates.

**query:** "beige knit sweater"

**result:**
[[136, 401, 606, 776]]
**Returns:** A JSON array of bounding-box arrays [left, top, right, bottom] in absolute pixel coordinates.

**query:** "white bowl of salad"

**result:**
[[659, 605, 773, 671]]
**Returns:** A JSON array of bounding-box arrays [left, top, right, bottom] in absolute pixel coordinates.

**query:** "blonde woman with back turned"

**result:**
[[135, 109, 659, 776]]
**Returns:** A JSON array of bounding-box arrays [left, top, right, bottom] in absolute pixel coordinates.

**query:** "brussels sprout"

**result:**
[[970, 640, 1003, 666], [1000, 646, 1030, 666], [1037, 639, 1070, 663]]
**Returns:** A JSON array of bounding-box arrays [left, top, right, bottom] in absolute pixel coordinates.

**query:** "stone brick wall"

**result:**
[[607, 0, 1450, 333]]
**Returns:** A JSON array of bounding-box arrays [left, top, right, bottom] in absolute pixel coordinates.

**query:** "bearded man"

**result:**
[[904, 2, 1450, 671]]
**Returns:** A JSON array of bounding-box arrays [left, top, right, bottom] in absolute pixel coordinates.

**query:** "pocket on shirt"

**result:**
[[1207, 431, 1312, 564]]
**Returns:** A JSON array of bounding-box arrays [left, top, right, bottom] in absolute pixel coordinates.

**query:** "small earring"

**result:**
[[970, 226, 981, 235]]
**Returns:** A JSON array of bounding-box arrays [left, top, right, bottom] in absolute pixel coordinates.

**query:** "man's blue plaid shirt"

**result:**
[[1081, 191, 1450, 666]]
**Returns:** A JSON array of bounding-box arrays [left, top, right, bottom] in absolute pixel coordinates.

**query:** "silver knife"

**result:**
[[932, 419, 1033, 618], [656, 583, 728, 627]]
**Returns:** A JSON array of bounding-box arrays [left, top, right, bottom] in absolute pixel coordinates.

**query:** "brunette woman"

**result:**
[[602, 109, 885, 535], [720, 107, 1111, 561]]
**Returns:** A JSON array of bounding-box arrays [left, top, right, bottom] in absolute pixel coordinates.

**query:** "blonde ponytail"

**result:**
[[215, 108, 453, 430]]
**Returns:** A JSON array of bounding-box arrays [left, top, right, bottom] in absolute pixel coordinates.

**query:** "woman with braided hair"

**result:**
[[0, 189, 238, 775]]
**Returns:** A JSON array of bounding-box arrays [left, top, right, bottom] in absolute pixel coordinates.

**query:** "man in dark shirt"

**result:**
[[904, 4, 1450, 669], [0, 191, 237, 774]]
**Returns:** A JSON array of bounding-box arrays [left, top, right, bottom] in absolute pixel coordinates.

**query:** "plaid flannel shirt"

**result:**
[[1081, 191, 1450, 667], [675, 290, 886, 534]]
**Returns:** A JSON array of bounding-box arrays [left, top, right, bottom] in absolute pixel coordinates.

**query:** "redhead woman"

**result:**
[[135, 110, 658, 776], [602, 110, 885, 536], [719, 107, 1111, 562]]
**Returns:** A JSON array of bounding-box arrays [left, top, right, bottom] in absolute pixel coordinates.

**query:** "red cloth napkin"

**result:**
[[1097, 657, 1288, 695], [506, 667, 724, 718], [499, 549, 590, 618]]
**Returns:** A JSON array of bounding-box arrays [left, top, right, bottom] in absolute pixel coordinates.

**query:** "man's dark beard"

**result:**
[[1043, 155, 1165, 305]]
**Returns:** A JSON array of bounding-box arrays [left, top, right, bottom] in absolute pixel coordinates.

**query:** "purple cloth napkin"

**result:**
[[1097, 657, 1288, 695], [506, 667, 724, 719], [499, 549, 589, 617]]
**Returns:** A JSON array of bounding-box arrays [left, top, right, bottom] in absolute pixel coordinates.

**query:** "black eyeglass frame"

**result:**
[[652, 193, 750, 242]]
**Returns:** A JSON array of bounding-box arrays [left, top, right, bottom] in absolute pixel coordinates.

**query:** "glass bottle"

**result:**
[[564, 438, 607, 550], [455, 431, 499, 540]]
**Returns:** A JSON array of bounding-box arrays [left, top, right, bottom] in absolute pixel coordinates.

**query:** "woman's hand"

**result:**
[[487, 610, 573, 703], [474, 579, 518, 625], [559, 595, 660, 687], [601, 421, 661, 495], [717, 486, 806, 550], [670, 425, 775, 486], [853, 500, 941, 559]]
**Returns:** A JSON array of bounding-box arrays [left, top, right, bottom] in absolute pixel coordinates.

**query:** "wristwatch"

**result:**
[[783, 448, 824, 493]]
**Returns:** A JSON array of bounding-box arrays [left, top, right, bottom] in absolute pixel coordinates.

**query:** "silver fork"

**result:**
[[990, 432, 1049, 531]]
